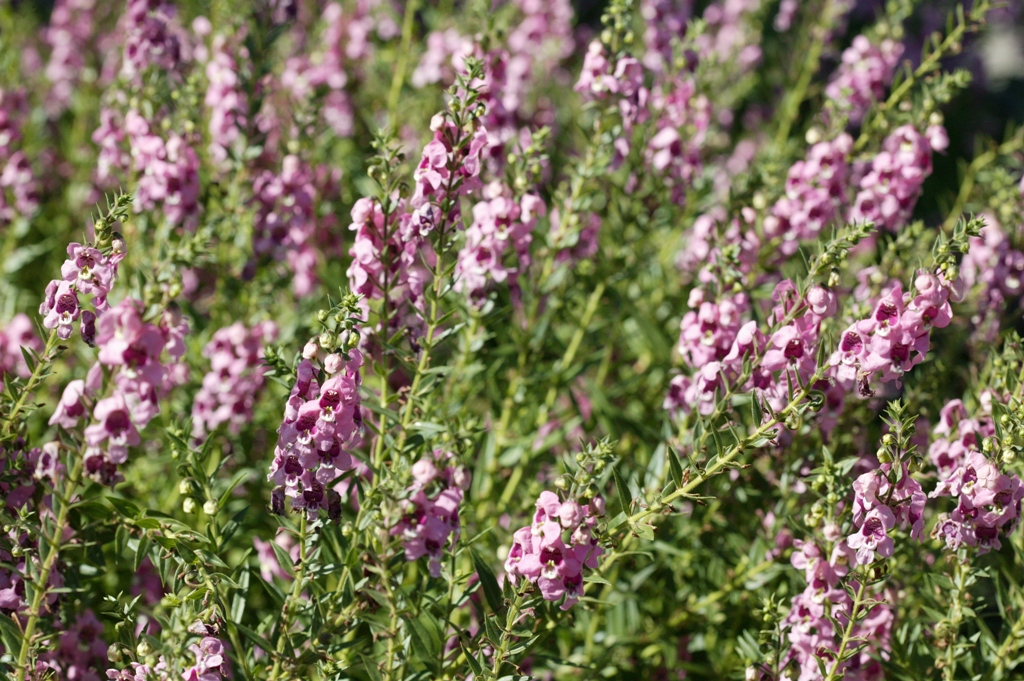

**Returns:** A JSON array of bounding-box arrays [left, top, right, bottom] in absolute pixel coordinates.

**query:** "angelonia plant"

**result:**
[[5, 0, 1024, 679]]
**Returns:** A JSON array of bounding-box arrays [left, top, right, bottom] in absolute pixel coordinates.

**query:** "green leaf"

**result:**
[[405, 615, 440, 672], [133, 535, 152, 572], [218, 470, 251, 511], [0, 612, 23, 657], [667, 447, 684, 487], [235, 622, 274, 655], [613, 465, 632, 515], [462, 641, 484, 676], [472, 549, 505, 616], [107, 497, 142, 519], [114, 524, 129, 557], [270, 540, 296, 578], [635, 524, 655, 541], [360, 654, 384, 681]]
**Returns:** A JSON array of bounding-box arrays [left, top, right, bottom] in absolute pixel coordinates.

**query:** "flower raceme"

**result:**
[[267, 349, 363, 517], [392, 450, 471, 577], [504, 490, 605, 610]]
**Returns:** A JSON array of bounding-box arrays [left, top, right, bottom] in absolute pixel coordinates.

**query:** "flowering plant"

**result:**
[[3, 0, 1024, 679]]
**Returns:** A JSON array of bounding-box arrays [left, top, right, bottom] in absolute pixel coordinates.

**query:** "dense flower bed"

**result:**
[[1, 0, 1024, 679]]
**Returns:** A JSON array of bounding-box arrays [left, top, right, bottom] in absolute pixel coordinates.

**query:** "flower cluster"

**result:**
[[412, 29, 471, 88], [646, 74, 711, 207], [182, 635, 229, 681], [37, 609, 108, 681], [192, 321, 278, 439], [764, 134, 853, 254], [931, 449, 1024, 554], [281, 1, 372, 138], [454, 182, 545, 304], [504, 490, 605, 610], [43, 0, 96, 115], [0, 314, 41, 392], [79, 299, 188, 483], [0, 88, 39, 224], [267, 348, 363, 517], [825, 36, 903, 124], [253, 155, 319, 296], [40, 241, 124, 342], [349, 111, 487, 331], [959, 215, 1024, 341], [123, 110, 201, 227], [784, 543, 892, 681], [848, 462, 926, 565], [829, 271, 955, 396], [0, 441, 64, 612], [640, 0, 690, 72], [203, 32, 249, 168], [849, 124, 944, 233], [121, 0, 185, 82], [393, 450, 470, 577]]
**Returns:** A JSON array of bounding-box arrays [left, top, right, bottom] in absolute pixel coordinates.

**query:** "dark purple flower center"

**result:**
[[320, 389, 342, 410], [284, 455, 303, 476], [890, 342, 909, 363], [875, 302, 898, 324], [539, 546, 563, 565], [295, 410, 318, 432], [841, 331, 863, 354], [105, 409, 131, 435], [56, 293, 78, 314], [303, 482, 324, 505], [976, 525, 999, 541], [784, 338, 804, 360], [862, 517, 884, 539]]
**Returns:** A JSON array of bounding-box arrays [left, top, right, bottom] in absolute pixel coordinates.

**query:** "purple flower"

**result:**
[[40, 280, 80, 340], [847, 506, 896, 565], [49, 380, 89, 430], [504, 489, 603, 610], [84, 393, 141, 466]]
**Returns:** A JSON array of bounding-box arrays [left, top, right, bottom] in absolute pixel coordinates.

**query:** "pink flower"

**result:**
[[504, 489, 603, 609], [49, 380, 89, 430], [84, 393, 141, 465]]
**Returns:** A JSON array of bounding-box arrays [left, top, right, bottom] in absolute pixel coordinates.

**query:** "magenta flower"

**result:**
[[49, 379, 89, 430], [848, 507, 896, 565], [84, 393, 141, 466], [504, 489, 604, 610], [40, 280, 80, 340]]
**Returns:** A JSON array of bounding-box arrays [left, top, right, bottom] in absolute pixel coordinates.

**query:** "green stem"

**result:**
[[388, 0, 420, 121], [14, 452, 84, 681], [941, 132, 1024, 233], [2, 329, 60, 441], [942, 560, 970, 681], [489, 586, 527, 677], [268, 514, 308, 681], [854, 2, 989, 153], [983, 606, 1024, 681], [541, 282, 606, 412], [825, 579, 868, 681], [774, 0, 835, 148]]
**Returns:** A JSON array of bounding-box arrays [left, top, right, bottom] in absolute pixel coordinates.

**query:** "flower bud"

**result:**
[[302, 341, 319, 360], [323, 353, 344, 375], [136, 639, 153, 657], [183, 498, 196, 514], [203, 500, 218, 515]]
